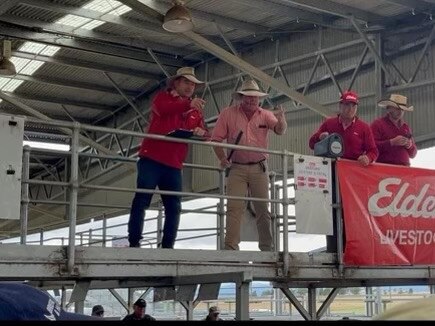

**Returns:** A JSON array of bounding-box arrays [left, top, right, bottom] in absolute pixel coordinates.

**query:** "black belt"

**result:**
[[233, 159, 265, 165]]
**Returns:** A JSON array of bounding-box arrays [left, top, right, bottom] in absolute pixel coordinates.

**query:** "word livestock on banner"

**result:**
[[337, 159, 435, 266]]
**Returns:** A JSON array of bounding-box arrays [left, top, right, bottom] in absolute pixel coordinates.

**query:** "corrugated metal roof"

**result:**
[[0, 0, 429, 127], [327, 0, 409, 16]]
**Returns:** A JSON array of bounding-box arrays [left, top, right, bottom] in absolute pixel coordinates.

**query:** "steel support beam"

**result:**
[[409, 23, 435, 83], [12, 51, 162, 80], [147, 48, 170, 78], [0, 14, 184, 56], [235, 281, 250, 321], [0, 91, 132, 159], [0, 25, 185, 67], [3, 92, 115, 112], [118, 0, 266, 33], [236, 0, 330, 25], [182, 30, 330, 117], [275, 0, 383, 22], [316, 288, 339, 319], [104, 72, 148, 123], [280, 287, 311, 321], [350, 16, 406, 84], [13, 74, 137, 97], [384, 0, 435, 13]]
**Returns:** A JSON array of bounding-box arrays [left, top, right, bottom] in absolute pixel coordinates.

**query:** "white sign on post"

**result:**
[[294, 155, 333, 235]]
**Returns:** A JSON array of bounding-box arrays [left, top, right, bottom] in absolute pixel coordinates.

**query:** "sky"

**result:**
[[2, 144, 434, 252]]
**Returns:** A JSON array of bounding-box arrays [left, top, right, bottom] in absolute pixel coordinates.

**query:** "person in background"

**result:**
[[370, 94, 417, 166], [204, 306, 223, 321], [127, 67, 207, 249], [91, 304, 104, 317], [309, 90, 378, 166], [211, 79, 287, 252], [122, 298, 155, 321]]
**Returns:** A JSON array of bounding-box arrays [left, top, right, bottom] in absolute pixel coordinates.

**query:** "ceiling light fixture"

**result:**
[[0, 40, 16, 76], [162, 1, 193, 33]]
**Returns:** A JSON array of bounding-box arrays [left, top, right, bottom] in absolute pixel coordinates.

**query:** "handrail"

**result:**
[[18, 117, 298, 277]]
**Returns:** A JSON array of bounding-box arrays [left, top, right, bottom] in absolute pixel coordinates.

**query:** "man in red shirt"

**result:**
[[128, 67, 207, 248], [309, 90, 378, 253], [309, 90, 378, 166], [370, 94, 417, 166], [211, 79, 287, 251]]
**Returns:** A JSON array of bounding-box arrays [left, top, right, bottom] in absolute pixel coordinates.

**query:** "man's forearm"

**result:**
[[213, 146, 226, 161]]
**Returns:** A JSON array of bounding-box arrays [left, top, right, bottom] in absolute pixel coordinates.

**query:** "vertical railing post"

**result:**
[[282, 152, 289, 276], [102, 213, 107, 247], [269, 172, 278, 252], [67, 122, 80, 274], [157, 201, 163, 247], [218, 170, 226, 250], [39, 228, 44, 245], [20, 145, 31, 245], [334, 162, 344, 276]]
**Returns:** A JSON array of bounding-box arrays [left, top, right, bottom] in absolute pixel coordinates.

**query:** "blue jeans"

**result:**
[[128, 157, 182, 248]]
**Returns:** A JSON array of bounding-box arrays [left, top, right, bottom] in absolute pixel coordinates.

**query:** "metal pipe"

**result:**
[[24, 180, 70, 187], [157, 202, 163, 247], [25, 116, 290, 156], [102, 214, 107, 248], [20, 146, 30, 245], [269, 172, 278, 252], [409, 24, 435, 83], [104, 72, 148, 123], [218, 170, 226, 250], [80, 183, 283, 204], [334, 161, 344, 276], [67, 123, 80, 275], [282, 152, 289, 276]]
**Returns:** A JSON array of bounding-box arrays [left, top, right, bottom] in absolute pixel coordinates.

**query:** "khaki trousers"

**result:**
[[224, 162, 273, 251]]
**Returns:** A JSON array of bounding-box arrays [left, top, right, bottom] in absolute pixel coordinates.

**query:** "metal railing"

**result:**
[[16, 117, 334, 276]]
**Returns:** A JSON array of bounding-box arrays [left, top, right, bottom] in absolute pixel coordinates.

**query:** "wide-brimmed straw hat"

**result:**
[[377, 94, 414, 112], [168, 66, 204, 84], [233, 79, 268, 98]]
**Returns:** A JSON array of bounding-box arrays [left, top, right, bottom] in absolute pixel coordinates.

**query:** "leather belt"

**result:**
[[232, 159, 265, 165]]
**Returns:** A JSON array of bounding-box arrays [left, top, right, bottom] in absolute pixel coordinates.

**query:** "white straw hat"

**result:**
[[234, 79, 268, 98], [378, 94, 414, 112], [168, 66, 204, 84]]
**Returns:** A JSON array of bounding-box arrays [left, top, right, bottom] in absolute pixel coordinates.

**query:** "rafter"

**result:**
[[5, 92, 116, 112], [235, 0, 330, 25], [12, 51, 163, 80], [384, 0, 435, 12], [13, 74, 137, 97], [22, 0, 266, 34], [0, 24, 186, 67], [273, 0, 384, 22], [0, 14, 185, 56]]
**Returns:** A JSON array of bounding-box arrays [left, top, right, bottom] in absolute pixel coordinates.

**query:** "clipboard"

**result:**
[[167, 129, 207, 141]]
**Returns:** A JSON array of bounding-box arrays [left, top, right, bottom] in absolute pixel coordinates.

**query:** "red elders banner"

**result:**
[[337, 159, 435, 266]]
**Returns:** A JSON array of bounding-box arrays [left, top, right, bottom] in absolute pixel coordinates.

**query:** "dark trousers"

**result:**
[[128, 157, 182, 248]]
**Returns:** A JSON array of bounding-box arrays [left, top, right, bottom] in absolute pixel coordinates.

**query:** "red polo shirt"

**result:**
[[370, 116, 417, 166], [309, 115, 378, 162], [138, 90, 195, 169]]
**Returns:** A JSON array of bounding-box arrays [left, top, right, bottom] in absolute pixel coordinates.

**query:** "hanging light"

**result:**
[[0, 40, 16, 76], [0, 58, 16, 76], [162, 1, 193, 33]]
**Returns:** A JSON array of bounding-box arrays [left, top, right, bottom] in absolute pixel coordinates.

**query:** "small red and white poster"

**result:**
[[294, 155, 333, 235], [337, 159, 435, 266]]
